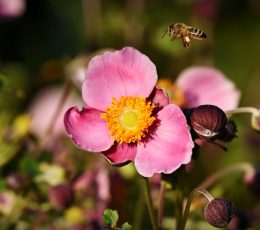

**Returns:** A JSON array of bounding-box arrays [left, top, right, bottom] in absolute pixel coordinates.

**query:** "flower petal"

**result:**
[[135, 104, 194, 177], [64, 107, 113, 152], [103, 143, 137, 165], [149, 88, 171, 113], [176, 67, 241, 110], [82, 47, 158, 111], [28, 86, 82, 138]]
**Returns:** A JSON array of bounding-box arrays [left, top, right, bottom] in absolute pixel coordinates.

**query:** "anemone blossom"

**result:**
[[158, 67, 240, 111], [64, 47, 194, 177], [28, 86, 82, 138]]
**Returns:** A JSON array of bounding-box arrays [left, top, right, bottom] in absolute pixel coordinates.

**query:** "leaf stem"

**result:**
[[225, 107, 259, 117], [198, 162, 255, 189], [158, 181, 166, 230], [179, 188, 214, 230], [133, 179, 145, 230], [175, 189, 184, 230]]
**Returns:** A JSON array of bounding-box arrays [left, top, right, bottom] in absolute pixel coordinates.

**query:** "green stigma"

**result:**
[[121, 111, 138, 128]]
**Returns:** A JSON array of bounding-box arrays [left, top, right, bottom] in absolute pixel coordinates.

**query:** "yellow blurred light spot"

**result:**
[[65, 206, 85, 225], [35, 163, 65, 185], [0, 191, 15, 215], [118, 163, 137, 179], [165, 182, 172, 190], [12, 114, 31, 138]]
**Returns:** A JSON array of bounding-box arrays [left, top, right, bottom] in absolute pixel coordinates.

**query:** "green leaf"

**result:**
[[102, 209, 119, 228], [0, 178, 5, 190], [0, 74, 10, 90], [121, 222, 132, 230], [0, 143, 20, 167], [19, 155, 39, 177]]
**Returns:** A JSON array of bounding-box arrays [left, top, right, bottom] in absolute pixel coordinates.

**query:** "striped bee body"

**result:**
[[162, 23, 207, 48], [187, 26, 207, 40]]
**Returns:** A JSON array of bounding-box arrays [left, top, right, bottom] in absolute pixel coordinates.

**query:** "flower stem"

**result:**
[[198, 162, 255, 189], [180, 188, 214, 230], [175, 189, 184, 230], [225, 107, 259, 117], [142, 177, 158, 230], [158, 181, 166, 230], [133, 179, 145, 230]]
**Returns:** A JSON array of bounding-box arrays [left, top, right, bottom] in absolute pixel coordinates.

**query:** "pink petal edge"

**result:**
[[102, 142, 137, 165], [176, 66, 241, 110], [135, 104, 194, 177], [64, 107, 114, 152], [82, 47, 158, 111], [149, 87, 171, 110]]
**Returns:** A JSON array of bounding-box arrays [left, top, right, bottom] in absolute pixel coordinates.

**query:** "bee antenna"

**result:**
[[161, 29, 168, 38]]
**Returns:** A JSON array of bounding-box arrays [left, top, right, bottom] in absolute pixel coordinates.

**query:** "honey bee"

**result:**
[[162, 23, 207, 48]]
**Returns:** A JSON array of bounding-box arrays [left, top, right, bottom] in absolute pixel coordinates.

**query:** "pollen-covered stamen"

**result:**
[[171, 83, 186, 107], [100, 96, 156, 144]]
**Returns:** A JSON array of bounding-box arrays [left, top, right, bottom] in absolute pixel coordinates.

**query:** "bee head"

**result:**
[[168, 24, 174, 31]]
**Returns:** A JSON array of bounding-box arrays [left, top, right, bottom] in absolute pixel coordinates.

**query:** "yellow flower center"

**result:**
[[100, 96, 156, 144], [157, 79, 186, 107]]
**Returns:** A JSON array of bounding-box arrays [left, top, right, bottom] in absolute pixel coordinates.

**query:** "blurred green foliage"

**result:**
[[0, 0, 260, 229]]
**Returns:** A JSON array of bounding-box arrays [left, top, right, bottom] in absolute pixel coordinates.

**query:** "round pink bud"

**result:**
[[6, 172, 27, 190], [48, 183, 73, 210], [190, 105, 227, 139], [204, 197, 235, 228]]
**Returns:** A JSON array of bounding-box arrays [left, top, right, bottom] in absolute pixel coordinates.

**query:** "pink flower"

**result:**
[[64, 47, 194, 177], [193, 0, 219, 22], [176, 67, 241, 111], [0, 0, 25, 18], [28, 86, 82, 138]]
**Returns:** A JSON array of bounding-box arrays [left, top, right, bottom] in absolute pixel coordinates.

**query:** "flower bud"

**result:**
[[251, 109, 260, 132], [48, 183, 73, 210], [6, 172, 27, 191], [73, 171, 94, 192], [217, 120, 237, 142], [190, 105, 227, 139], [204, 197, 235, 228], [245, 167, 260, 195]]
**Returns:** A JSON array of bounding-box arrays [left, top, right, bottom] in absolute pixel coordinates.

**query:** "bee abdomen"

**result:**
[[199, 31, 207, 38], [187, 27, 207, 39]]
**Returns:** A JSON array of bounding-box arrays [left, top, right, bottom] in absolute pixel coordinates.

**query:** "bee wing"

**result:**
[[190, 35, 204, 40]]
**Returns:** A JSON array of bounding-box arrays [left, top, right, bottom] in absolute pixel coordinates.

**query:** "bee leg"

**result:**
[[170, 36, 177, 41], [182, 36, 190, 48], [185, 41, 190, 48]]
